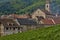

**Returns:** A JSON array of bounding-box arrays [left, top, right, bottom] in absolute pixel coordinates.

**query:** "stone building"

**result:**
[[32, 0, 52, 20], [32, 9, 46, 19], [17, 18, 38, 31], [0, 18, 23, 36]]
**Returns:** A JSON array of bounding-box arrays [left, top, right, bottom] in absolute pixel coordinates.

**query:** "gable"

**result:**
[[0, 18, 19, 27], [32, 9, 45, 16], [32, 9, 46, 19]]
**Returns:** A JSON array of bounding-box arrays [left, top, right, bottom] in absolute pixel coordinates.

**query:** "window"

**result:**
[[38, 11, 39, 13], [18, 27, 20, 30], [7, 22, 14, 26], [7, 22, 12, 26], [0, 22, 1, 24], [9, 24, 12, 26], [47, 5, 48, 8], [10, 27, 11, 30], [13, 28, 15, 30], [6, 27, 8, 30], [13, 24, 15, 26]]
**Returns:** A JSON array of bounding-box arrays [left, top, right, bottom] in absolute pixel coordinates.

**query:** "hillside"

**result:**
[[0, 25, 60, 40], [0, 0, 45, 15], [0, 0, 59, 15]]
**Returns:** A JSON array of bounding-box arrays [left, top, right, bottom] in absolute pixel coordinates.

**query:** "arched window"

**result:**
[[13, 28, 15, 30], [47, 5, 48, 8], [6, 27, 8, 30], [39, 16, 44, 19], [36, 16, 44, 21], [9, 24, 12, 26], [7, 22, 14, 26]]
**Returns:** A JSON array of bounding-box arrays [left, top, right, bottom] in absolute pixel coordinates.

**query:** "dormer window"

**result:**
[[9, 24, 12, 26], [13, 24, 15, 26], [7, 22, 14, 26]]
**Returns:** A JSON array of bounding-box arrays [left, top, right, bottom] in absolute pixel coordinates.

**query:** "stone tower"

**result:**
[[45, 0, 50, 12]]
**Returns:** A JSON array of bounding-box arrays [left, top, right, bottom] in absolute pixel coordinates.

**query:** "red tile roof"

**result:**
[[53, 17, 60, 24], [42, 18, 54, 25], [42, 10, 52, 15], [9, 14, 30, 18]]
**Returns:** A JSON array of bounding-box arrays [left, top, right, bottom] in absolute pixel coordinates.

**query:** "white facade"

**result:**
[[32, 9, 46, 19]]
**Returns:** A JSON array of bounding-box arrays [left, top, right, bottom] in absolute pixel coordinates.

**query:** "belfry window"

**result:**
[[7, 22, 14, 26], [47, 5, 48, 8]]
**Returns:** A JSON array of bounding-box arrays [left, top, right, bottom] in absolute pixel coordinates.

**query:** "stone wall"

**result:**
[[0, 24, 4, 36], [4, 27, 23, 36], [0, 24, 54, 36]]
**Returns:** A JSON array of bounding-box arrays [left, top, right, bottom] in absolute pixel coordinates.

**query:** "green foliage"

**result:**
[[18, 1, 45, 14], [0, 25, 60, 40], [0, 0, 59, 15], [11, 0, 45, 14], [0, 0, 45, 15], [56, 0, 60, 4]]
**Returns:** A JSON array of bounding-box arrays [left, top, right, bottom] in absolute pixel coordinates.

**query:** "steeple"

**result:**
[[45, 0, 50, 12]]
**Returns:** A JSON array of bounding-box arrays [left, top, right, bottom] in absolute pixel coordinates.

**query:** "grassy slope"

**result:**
[[0, 25, 60, 40]]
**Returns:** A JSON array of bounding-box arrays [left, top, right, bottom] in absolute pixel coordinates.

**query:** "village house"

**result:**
[[32, 9, 46, 20], [0, 18, 23, 36], [16, 18, 39, 31], [1, 0, 60, 36], [0, 16, 60, 36], [39, 18, 55, 26], [31, 0, 53, 20], [0, 17, 39, 36], [37, 16, 60, 26]]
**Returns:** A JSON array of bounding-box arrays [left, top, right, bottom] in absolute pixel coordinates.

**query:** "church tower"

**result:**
[[45, 0, 50, 12]]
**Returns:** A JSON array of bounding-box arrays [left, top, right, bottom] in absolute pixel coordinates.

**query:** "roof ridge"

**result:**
[[51, 18, 56, 24]]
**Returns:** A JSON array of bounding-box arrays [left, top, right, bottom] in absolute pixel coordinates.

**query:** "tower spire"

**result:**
[[45, 0, 50, 12]]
